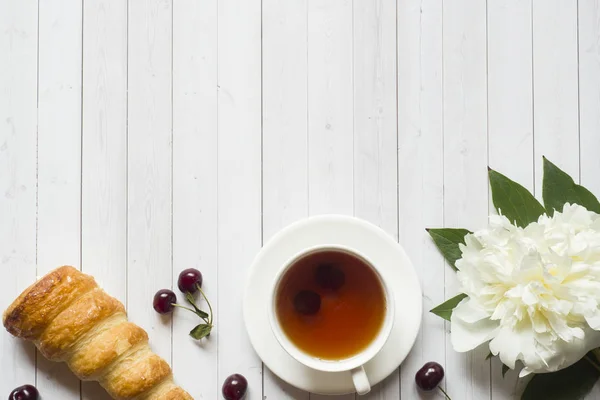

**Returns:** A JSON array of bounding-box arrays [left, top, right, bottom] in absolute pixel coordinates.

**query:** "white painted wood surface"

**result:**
[[1, 0, 600, 398], [37, 0, 82, 398], [81, 1, 127, 399]]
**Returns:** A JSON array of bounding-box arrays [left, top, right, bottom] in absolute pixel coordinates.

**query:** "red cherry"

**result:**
[[415, 361, 445, 391], [9, 385, 39, 400], [222, 374, 248, 400], [153, 289, 177, 314], [178, 268, 203, 293]]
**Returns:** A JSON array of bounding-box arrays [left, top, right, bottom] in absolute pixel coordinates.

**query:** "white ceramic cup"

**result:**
[[268, 244, 395, 396]]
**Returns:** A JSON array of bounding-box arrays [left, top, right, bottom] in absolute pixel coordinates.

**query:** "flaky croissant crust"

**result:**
[[3, 266, 193, 400]]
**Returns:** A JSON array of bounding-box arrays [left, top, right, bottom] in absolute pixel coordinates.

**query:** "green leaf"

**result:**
[[542, 157, 600, 215], [430, 294, 468, 321], [185, 292, 209, 320], [502, 364, 509, 378], [489, 168, 546, 228], [427, 228, 471, 271], [521, 354, 600, 400], [189, 324, 212, 340]]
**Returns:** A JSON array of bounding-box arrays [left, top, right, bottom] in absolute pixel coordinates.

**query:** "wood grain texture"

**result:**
[[442, 0, 490, 399], [487, 0, 534, 190], [307, 0, 353, 219], [81, 0, 127, 398], [579, 3, 600, 397], [353, 0, 397, 241], [217, 0, 263, 396], [487, 1, 533, 398], [37, 0, 83, 397], [172, 0, 218, 395], [0, 0, 38, 395], [579, 0, 600, 197], [532, 0, 580, 195], [397, 0, 445, 399], [262, 0, 308, 242], [127, 0, 173, 371], [353, 0, 398, 397], [262, 0, 309, 395]]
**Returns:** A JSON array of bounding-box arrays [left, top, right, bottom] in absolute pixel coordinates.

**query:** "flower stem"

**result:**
[[438, 386, 451, 400], [197, 283, 214, 325], [584, 354, 600, 374]]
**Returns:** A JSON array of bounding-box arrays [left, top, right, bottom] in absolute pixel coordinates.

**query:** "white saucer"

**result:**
[[243, 215, 422, 395]]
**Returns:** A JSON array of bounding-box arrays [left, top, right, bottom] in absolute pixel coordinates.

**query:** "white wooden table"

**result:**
[[1, 0, 599, 399]]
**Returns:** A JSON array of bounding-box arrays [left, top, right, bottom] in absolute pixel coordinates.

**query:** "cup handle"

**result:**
[[351, 366, 371, 395]]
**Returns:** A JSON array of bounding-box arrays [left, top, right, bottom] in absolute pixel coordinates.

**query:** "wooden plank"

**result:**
[[172, 0, 218, 396], [0, 0, 38, 395], [262, 0, 308, 242], [579, 0, 600, 196], [127, 0, 173, 372], [533, 0, 579, 194], [261, 0, 309, 395], [37, 0, 83, 397], [81, 0, 127, 398], [397, 0, 445, 398], [217, 0, 263, 396], [308, 1, 354, 399], [488, 0, 534, 189], [353, 0, 397, 240], [307, 0, 353, 218], [579, 2, 600, 397], [353, 0, 398, 397], [487, 0, 533, 397], [442, 0, 490, 399]]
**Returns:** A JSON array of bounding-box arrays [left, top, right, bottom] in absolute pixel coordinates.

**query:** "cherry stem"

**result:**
[[585, 354, 600, 374], [197, 283, 214, 325], [438, 386, 451, 400], [171, 303, 210, 324], [171, 303, 195, 313]]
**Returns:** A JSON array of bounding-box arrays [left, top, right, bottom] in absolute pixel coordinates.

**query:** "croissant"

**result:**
[[3, 266, 193, 400]]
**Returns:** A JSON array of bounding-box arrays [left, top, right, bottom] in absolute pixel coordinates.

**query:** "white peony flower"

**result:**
[[452, 203, 600, 376]]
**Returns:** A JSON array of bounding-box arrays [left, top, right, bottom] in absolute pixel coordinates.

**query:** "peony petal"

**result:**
[[490, 300, 509, 321], [544, 312, 582, 342], [585, 311, 600, 330], [489, 330, 520, 369], [522, 285, 540, 306], [523, 329, 600, 374], [519, 368, 532, 378], [490, 321, 540, 370], [451, 301, 499, 352], [452, 298, 491, 323], [530, 313, 548, 333]]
